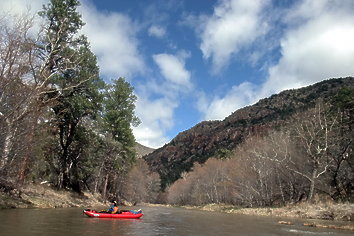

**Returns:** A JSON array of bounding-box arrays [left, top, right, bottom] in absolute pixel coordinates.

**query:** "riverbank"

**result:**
[[185, 202, 354, 221], [1, 184, 353, 231], [0, 183, 105, 209], [145, 202, 354, 231], [2, 184, 352, 222]]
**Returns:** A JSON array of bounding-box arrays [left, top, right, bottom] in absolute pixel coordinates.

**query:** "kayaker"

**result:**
[[111, 201, 119, 214], [107, 200, 119, 214]]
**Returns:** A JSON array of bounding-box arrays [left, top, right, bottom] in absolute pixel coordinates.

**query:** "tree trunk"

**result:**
[[58, 172, 64, 189], [276, 168, 285, 204], [94, 161, 105, 194], [102, 173, 109, 201], [18, 115, 37, 183], [1, 121, 16, 169], [308, 169, 317, 200]]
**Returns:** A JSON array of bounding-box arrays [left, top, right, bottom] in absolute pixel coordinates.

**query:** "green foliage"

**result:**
[[39, 0, 83, 43], [216, 148, 232, 160], [47, 47, 103, 191], [331, 87, 354, 112], [38, 1, 141, 194], [103, 78, 140, 163], [38, 0, 104, 191], [0, 0, 143, 201]]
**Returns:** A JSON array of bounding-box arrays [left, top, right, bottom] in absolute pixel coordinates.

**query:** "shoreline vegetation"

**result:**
[[1, 184, 352, 231], [173, 202, 354, 221], [146, 203, 354, 231]]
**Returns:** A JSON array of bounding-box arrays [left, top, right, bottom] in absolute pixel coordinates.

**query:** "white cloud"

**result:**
[[133, 96, 178, 148], [0, 0, 47, 34], [133, 126, 167, 149], [199, 0, 354, 122], [148, 25, 166, 38], [153, 53, 192, 89], [262, 0, 354, 96], [0, 0, 46, 16], [1, 0, 145, 80], [133, 52, 193, 147], [198, 82, 257, 120], [79, 2, 145, 78], [199, 0, 269, 73]]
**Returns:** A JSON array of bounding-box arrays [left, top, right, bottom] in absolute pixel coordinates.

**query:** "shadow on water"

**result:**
[[0, 206, 353, 235]]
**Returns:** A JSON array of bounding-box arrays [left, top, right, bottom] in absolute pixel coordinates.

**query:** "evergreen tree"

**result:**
[[103, 78, 140, 165], [39, 0, 103, 191]]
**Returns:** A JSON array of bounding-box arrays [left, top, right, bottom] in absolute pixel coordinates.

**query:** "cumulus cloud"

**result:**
[[133, 53, 193, 147], [1, 0, 145, 83], [198, 82, 257, 120], [0, 0, 46, 16], [262, 0, 354, 96], [199, 0, 269, 73], [148, 25, 166, 38], [133, 96, 178, 148], [198, 0, 354, 121], [153, 53, 192, 89], [79, 2, 145, 79]]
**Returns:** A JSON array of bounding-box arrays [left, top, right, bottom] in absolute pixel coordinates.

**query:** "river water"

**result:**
[[0, 206, 352, 235]]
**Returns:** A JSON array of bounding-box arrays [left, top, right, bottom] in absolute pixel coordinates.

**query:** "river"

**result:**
[[0, 206, 352, 235]]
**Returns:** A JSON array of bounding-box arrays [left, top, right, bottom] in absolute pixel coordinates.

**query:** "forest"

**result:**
[[0, 0, 353, 208], [0, 0, 159, 202]]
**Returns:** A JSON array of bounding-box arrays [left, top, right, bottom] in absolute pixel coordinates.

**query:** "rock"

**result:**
[[278, 221, 293, 225]]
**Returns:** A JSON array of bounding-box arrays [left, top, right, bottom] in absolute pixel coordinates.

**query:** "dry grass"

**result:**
[[162, 202, 354, 231], [303, 222, 354, 231], [206, 202, 354, 221], [0, 184, 105, 209], [145, 201, 353, 222]]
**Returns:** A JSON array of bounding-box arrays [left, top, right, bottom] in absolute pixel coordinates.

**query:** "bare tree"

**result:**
[[122, 159, 160, 204], [0, 13, 42, 174], [327, 88, 353, 201], [289, 103, 339, 200]]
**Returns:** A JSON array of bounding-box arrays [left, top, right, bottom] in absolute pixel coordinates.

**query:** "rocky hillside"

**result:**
[[144, 77, 354, 189], [135, 142, 155, 159]]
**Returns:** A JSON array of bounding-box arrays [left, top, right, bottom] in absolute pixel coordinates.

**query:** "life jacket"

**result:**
[[111, 206, 119, 214]]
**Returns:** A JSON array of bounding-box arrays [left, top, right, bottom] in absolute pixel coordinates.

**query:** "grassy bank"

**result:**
[[145, 202, 354, 231], [0, 184, 105, 209], [189, 202, 354, 221], [2, 185, 353, 222], [1, 185, 353, 231]]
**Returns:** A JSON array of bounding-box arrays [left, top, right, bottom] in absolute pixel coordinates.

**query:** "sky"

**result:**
[[1, 0, 354, 148]]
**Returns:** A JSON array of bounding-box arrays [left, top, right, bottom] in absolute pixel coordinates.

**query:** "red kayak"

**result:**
[[83, 209, 143, 219]]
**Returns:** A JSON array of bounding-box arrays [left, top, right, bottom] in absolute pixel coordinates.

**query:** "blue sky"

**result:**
[[1, 0, 354, 148]]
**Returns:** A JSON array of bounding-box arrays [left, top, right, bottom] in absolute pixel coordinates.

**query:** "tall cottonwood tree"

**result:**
[[289, 103, 342, 200]]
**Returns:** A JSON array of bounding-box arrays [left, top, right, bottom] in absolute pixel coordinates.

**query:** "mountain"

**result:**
[[135, 142, 155, 159], [144, 77, 354, 189]]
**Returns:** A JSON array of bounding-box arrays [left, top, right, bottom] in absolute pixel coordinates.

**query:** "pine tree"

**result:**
[[39, 0, 103, 191], [103, 77, 140, 165]]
